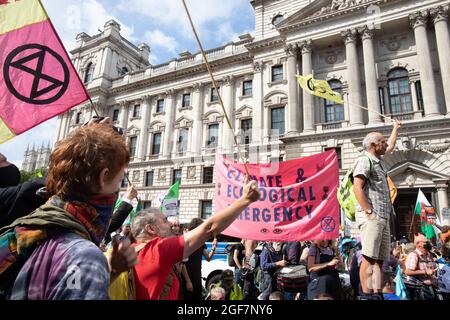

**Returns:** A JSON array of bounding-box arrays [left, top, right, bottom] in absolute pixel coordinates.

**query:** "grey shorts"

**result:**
[[355, 211, 390, 261]]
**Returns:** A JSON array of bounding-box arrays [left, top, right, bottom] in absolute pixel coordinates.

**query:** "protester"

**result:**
[[0, 152, 21, 188], [259, 242, 287, 300], [183, 217, 218, 300], [353, 120, 401, 300], [269, 291, 284, 300], [307, 240, 343, 300], [382, 275, 400, 300], [130, 179, 259, 300], [0, 123, 137, 299], [209, 286, 226, 300], [405, 233, 437, 300], [314, 293, 334, 300], [233, 239, 246, 285], [214, 269, 243, 300], [437, 245, 450, 300], [382, 242, 400, 274]]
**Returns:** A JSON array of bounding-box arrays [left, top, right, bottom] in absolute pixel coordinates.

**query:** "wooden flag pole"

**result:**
[[181, 0, 250, 178]]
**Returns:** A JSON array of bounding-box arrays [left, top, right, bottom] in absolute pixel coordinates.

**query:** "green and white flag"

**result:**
[[155, 181, 180, 217], [414, 189, 437, 240]]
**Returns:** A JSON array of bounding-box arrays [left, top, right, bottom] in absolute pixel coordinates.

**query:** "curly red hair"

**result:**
[[46, 123, 130, 198]]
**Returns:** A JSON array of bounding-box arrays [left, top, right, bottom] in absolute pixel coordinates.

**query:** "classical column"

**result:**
[[361, 26, 382, 124], [409, 12, 440, 117], [436, 183, 450, 225], [56, 114, 65, 141], [222, 76, 235, 154], [300, 40, 314, 132], [162, 89, 176, 159], [285, 43, 301, 134], [191, 83, 204, 157], [100, 46, 113, 77], [137, 96, 151, 161], [342, 29, 364, 126], [120, 101, 129, 131], [430, 6, 450, 114], [252, 61, 263, 145]]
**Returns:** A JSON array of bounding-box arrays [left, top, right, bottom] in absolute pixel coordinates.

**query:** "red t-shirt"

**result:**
[[133, 236, 185, 300]]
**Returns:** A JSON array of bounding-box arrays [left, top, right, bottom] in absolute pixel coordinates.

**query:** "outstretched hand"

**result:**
[[108, 235, 138, 276], [241, 177, 260, 205]]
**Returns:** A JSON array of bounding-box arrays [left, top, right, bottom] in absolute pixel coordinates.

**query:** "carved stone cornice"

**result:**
[[409, 11, 429, 30], [299, 40, 312, 55], [430, 5, 449, 24], [416, 139, 450, 154], [341, 29, 358, 45]]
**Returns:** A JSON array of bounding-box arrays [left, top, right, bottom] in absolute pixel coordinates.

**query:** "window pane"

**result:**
[[129, 137, 137, 157], [146, 171, 154, 187], [178, 128, 188, 153], [389, 81, 398, 95], [271, 107, 285, 134], [399, 80, 409, 94], [201, 200, 213, 219], [207, 124, 219, 148], [133, 105, 140, 117], [272, 65, 283, 82], [243, 80, 253, 96], [172, 169, 182, 185], [336, 105, 344, 121], [203, 167, 214, 184], [241, 119, 252, 144], [390, 97, 400, 114], [113, 109, 119, 122], [183, 94, 191, 108], [152, 133, 161, 155], [157, 100, 164, 113], [401, 95, 412, 112]]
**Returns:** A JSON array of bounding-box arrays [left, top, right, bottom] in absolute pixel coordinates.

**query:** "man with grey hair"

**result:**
[[353, 120, 401, 300], [131, 180, 259, 300]]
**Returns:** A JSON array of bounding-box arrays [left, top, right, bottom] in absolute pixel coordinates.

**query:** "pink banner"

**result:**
[[215, 150, 340, 241], [0, 20, 89, 135]]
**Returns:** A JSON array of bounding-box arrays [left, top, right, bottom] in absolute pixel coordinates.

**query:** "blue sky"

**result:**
[[0, 0, 255, 168]]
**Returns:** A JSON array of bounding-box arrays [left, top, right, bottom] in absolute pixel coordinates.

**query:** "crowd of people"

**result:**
[[0, 117, 449, 301]]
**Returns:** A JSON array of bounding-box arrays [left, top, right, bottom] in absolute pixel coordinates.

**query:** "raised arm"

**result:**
[[386, 120, 401, 154], [183, 180, 259, 259]]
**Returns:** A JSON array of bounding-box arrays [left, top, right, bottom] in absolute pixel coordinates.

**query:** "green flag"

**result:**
[[156, 180, 180, 217], [414, 189, 436, 240], [114, 198, 142, 224]]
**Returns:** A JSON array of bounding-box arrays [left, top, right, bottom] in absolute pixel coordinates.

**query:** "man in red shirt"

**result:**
[[131, 180, 259, 300]]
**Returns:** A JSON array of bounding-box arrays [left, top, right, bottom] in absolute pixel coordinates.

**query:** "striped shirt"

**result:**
[[353, 153, 392, 219]]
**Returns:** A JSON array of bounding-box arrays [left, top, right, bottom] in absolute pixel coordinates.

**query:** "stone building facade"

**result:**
[[56, 0, 450, 237]]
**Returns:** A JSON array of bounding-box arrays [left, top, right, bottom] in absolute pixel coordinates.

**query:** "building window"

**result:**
[[142, 201, 152, 209], [75, 112, 82, 124], [129, 136, 137, 158], [242, 80, 253, 96], [178, 128, 188, 154], [415, 81, 424, 114], [210, 87, 219, 102], [272, 14, 284, 26], [207, 124, 219, 148], [388, 68, 412, 114], [325, 147, 342, 169], [182, 94, 191, 108], [324, 80, 344, 123], [84, 63, 94, 83], [156, 99, 164, 113], [132, 104, 141, 118], [241, 119, 252, 145], [272, 65, 283, 82], [145, 171, 154, 187], [112, 109, 120, 122], [151, 132, 161, 155], [121, 173, 129, 188], [172, 169, 182, 185], [271, 107, 285, 135], [201, 200, 213, 219], [378, 87, 386, 115], [203, 167, 214, 184]]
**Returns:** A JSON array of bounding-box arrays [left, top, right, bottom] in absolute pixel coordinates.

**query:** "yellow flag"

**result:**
[[296, 74, 344, 104], [388, 176, 397, 204]]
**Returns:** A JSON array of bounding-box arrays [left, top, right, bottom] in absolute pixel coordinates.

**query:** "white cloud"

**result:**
[[144, 30, 178, 54]]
